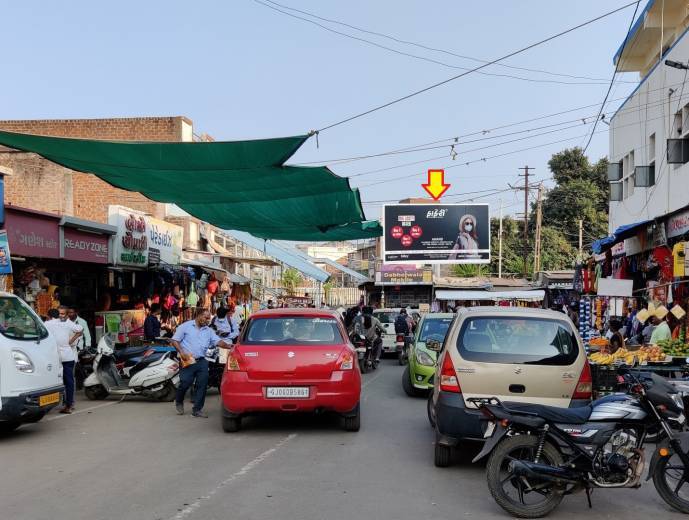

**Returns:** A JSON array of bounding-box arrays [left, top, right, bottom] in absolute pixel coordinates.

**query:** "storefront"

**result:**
[[5, 206, 116, 330], [371, 263, 433, 309]]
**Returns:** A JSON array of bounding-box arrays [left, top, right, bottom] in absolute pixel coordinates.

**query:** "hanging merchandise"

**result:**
[[595, 298, 603, 331], [186, 283, 199, 308]]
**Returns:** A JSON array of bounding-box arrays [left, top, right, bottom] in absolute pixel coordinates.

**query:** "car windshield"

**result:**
[[456, 316, 578, 365], [243, 316, 344, 345], [0, 296, 49, 341], [374, 312, 397, 324], [419, 318, 453, 342]]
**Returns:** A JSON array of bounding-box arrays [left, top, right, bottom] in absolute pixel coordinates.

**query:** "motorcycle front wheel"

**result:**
[[486, 434, 565, 519], [652, 451, 689, 513]]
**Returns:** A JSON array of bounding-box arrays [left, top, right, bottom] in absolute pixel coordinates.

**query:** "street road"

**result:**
[[0, 360, 674, 520]]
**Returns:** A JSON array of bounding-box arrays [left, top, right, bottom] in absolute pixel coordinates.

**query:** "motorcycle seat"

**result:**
[[503, 402, 593, 425]]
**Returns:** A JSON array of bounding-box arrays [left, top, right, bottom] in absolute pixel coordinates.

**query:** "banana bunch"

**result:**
[[589, 352, 614, 365]]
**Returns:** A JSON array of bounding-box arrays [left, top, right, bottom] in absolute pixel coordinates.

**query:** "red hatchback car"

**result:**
[[220, 309, 361, 432]]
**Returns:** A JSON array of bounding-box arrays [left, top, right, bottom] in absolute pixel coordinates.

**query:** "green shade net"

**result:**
[[0, 130, 382, 241]]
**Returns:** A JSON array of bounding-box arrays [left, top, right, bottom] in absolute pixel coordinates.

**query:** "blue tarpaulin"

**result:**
[[592, 219, 652, 254]]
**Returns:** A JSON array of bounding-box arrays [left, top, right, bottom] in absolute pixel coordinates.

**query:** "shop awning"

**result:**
[[225, 230, 330, 283], [435, 289, 545, 301], [0, 130, 382, 241], [592, 219, 652, 254]]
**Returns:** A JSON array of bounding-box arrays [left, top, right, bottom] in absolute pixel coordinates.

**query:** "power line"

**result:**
[[315, 1, 640, 132], [257, 0, 637, 87], [583, 0, 642, 153]]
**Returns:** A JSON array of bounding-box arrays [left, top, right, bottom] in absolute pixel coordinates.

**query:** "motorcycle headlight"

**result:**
[[12, 350, 34, 373], [415, 350, 435, 367], [672, 394, 685, 412]]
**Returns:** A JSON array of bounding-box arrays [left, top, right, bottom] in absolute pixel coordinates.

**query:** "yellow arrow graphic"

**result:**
[[422, 169, 451, 200]]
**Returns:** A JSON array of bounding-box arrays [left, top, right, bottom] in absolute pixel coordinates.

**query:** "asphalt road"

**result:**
[[0, 359, 679, 520]]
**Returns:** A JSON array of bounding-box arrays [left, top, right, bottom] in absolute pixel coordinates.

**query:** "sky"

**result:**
[[0, 0, 643, 222]]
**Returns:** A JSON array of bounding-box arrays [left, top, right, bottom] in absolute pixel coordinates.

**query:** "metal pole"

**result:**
[[498, 199, 503, 279], [518, 166, 533, 278], [578, 219, 583, 255]]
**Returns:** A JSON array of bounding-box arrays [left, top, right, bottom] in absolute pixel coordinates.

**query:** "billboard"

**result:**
[[375, 263, 433, 285], [382, 204, 490, 264]]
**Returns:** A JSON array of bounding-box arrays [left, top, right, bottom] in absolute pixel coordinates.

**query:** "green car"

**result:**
[[402, 313, 454, 397]]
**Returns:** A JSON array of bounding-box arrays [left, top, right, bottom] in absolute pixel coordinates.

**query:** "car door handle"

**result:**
[[509, 384, 526, 393]]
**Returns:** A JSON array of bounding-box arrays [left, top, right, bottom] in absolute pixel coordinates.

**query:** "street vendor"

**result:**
[[650, 310, 672, 345], [608, 319, 624, 354]]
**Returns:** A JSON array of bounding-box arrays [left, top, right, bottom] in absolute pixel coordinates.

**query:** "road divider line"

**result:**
[[46, 401, 119, 421], [361, 370, 385, 390], [170, 433, 297, 520]]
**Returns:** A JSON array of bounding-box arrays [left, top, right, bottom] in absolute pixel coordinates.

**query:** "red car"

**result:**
[[220, 309, 361, 432]]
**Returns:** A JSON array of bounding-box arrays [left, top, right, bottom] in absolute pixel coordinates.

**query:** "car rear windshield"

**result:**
[[419, 318, 453, 342], [0, 297, 49, 341], [374, 312, 397, 324], [456, 317, 578, 365], [243, 317, 344, 345]]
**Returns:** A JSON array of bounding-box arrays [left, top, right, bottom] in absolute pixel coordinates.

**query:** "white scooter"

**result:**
[[83, 336, 180, 401]]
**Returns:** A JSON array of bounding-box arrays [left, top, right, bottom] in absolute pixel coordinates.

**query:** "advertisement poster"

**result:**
[[376, 263, 433, 285], [0, 230, 12, 274], [382, 204, 490, 264]]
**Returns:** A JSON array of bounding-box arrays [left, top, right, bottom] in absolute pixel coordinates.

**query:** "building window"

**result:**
[[649, 133, 656, 161], [675, 110, 683, 136], [622, 150, 635, 199]]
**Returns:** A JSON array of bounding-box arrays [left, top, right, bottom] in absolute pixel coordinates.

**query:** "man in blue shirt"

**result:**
[[171, 307, 231, 418]]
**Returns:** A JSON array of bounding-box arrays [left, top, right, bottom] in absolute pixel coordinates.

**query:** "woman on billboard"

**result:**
[[452, 214, 479, 253]]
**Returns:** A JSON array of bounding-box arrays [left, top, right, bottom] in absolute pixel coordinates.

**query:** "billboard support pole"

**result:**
[[518, 166, 534, 278], [498, 200, 503, 279]]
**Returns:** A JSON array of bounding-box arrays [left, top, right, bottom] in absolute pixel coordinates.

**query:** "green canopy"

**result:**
[[0, 130, 382, 241]]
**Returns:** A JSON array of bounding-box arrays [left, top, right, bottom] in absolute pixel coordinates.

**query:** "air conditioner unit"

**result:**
[[634, 165, 655, 187], [607, 161, 623, 181], [610, 182, 623, 201], [667, 139, 689, 164]]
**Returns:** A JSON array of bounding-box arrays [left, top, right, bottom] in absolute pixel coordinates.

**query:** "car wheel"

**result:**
[[84, 385, 108, 400], [434, 442, 452, 468], [344, 403, 361, 432], [402, 365, 421, 397], [427, 393, 436, 428], [222, 415, 242, 433], [0, 421, 20, 434]]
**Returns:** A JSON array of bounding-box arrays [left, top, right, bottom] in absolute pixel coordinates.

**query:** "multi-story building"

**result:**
[[608, 0, 689, 232]]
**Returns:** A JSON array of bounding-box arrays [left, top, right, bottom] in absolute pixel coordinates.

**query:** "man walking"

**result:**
[[68, 306, 91, 351], [171, 308, 231, 418], [45, 306, 83, 414]]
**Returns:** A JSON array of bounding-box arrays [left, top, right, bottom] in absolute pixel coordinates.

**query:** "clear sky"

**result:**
[[0, 0, 642, 221]]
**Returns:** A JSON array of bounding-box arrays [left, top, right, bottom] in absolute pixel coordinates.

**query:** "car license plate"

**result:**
[[266, 387, 309, 399], [39, 392, 60, 407]]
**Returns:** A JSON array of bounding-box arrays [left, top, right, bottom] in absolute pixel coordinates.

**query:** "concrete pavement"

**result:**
[[0, 360, 676, 520]]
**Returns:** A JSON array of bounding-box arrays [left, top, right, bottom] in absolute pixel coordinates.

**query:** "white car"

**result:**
[[0, 292, 64, 433], [372, 308, 419, 355]]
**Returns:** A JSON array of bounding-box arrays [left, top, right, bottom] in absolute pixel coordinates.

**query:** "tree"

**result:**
[[281, 268, 302, 296]]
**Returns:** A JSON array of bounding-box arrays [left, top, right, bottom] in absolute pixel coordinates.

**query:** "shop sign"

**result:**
[[108, 206, 183, 267], [667, 209, 689, 238], [611, 241, 625, 256], [382, 204, 490, 264], [5, 208, 60, 258], [376, 263, 433, 285], [62, 228, 109, 264], [0, 231, 12, 274]]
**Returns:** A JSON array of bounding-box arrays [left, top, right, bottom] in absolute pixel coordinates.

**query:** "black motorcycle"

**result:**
[[473, 371, 689, 518], [349, 332, 379, 374]]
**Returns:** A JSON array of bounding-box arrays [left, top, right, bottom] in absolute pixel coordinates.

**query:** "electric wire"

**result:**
[[583, 0, 642, 153], [315, 1, 641, 132]]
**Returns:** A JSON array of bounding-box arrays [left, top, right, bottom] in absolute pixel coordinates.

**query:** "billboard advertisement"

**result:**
[[382, 204, 490, 264], [375, 263, 433, 285]]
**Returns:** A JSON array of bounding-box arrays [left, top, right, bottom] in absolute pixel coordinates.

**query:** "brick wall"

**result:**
[[0, 117, 193, 222]]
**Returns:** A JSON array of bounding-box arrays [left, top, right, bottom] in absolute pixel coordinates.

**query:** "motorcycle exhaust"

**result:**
[[509, 460, 580, 484]]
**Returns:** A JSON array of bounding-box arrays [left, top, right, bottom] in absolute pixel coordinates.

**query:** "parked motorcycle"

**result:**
[[83, 336, 180, 401], [473, 370, 689, 518], [350, 332, 378, 374], [204, 345, 226, 390]]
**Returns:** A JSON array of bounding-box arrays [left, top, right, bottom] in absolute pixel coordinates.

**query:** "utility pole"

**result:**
[[518, 166, 533, 278], [498, 200, 504, 279], [533, 183, 544, 275], [578, 219, 584, 256]]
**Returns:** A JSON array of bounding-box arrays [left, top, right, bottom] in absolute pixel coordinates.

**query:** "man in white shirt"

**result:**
[[68, 306, 91, 351], [211, 307, 240, 343], [45, 306, 83, 414]]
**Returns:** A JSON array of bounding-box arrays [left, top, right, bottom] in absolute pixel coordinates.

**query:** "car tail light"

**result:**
[[439, 353, 461, 393], [396, 334, 404, 343], [337, 350, 354, 370], [572, 360, 592, 400], [226, 351, 245, 372]]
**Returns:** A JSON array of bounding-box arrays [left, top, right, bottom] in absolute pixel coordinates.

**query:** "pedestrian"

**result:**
[[144, 303, 163, 341], [650, 310, 672, 344], [267, 299, 275, 309], [68, 305, 91, 351], [45, 306, 83, 414], [211, 306, 238, 342], [170, 308, 232, 418]]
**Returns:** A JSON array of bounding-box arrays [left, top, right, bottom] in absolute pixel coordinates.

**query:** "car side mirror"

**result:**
[[427, 339, 443, 352]]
